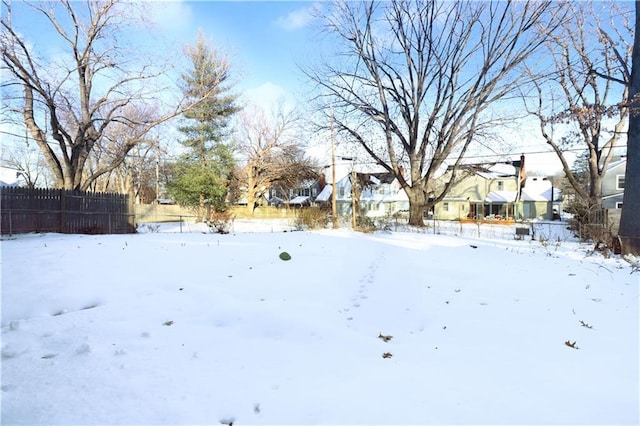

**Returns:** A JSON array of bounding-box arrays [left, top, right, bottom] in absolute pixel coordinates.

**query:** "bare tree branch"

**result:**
[[305, 0, 564, 225], [524, 1, 631, 207], [1, 0, 223, 190], [234, 103, 319, 212]]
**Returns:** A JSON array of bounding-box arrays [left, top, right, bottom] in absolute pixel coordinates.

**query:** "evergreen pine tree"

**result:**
[[168, 31, 240, 221]]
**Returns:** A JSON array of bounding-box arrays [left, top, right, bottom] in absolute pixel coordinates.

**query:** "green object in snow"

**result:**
[[279, 252, 291, 261]]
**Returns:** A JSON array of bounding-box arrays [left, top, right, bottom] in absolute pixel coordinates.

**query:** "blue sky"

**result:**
[[146, 1, 320, 108], [7, 0, 622, 173], [5, 1, 320, 108]]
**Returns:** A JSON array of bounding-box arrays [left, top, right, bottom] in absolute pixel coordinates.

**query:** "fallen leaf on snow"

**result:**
[[564, 340, 579, 349], [378, 333, 393, 342]]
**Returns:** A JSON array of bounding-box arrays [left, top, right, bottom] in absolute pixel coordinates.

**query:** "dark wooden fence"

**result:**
[[1, 187, 135, 235]]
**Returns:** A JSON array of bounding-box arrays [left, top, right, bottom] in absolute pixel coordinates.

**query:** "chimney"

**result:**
[[519, 154, 526, 188], [318, 173, 326, 191]]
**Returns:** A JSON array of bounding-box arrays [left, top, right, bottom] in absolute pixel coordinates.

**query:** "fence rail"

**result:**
[[1, 187, 135, 235]]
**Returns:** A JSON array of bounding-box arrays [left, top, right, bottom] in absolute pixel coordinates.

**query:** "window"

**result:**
[[339, 187, 345, 197], [443, 202, 449, 212], [616, 202, 623, 209], [617, 175, 625, 190], [497, 181, 504, 190]]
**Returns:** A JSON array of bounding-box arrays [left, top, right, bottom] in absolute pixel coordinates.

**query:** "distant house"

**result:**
[[601, 158, 626, 209], [268, 178, 324, 208], [521, 176, 563, 220], [433, 156, 561, 221], [334, 171, 409, 218], [434, 160, 523, 220], [0, 166, 23, 187]]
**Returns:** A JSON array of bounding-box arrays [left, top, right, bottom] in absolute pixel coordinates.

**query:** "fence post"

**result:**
[[59, 189, 67, 233], [128, 194, 135, 233], [8, 210, 12, 237]]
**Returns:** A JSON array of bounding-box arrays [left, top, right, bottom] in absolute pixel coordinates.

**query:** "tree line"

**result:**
[[1, 0, 638, 254]]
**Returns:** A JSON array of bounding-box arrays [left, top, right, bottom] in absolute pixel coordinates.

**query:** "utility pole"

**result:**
[[340, 156, 357, 230], [155, 141, 160, 203], [351, 167, 357, 230], [330, 106, 338, 229]]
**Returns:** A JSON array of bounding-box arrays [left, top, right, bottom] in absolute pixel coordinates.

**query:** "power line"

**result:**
[[3, 129, 627, 166]]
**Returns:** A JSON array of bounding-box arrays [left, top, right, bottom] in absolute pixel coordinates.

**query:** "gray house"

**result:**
[[601, 159, 626, 209]]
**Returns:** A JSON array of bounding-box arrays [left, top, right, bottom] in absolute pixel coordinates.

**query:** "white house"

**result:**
[[0, 166, 23, 187], [333, 171, 409, 218]]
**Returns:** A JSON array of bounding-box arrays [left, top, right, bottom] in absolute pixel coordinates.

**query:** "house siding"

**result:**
[[334, 172, 408, 218], [434, 164, 558, 221], [601, 161, 626, 209]]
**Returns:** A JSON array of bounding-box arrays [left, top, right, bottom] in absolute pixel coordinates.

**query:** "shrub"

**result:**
[[206, 210, 234, 234], [295, 207, 329, 230]]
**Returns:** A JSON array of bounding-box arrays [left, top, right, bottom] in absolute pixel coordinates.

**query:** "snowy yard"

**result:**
[[1, 222, 638, 425]]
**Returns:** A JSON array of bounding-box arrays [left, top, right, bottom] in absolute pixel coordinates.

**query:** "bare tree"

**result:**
[[85, 120, 161, 204], [619, 3, 640, 256], [234, 104, 318, 213], [1, 145, 50, 188], [0, 0, 219, 190], [526, 1, 631, 216], [306, 0, 563, 226]]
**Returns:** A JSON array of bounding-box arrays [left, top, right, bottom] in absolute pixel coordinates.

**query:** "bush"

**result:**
[[564, 198, 618, 253], [295, 207, 329, 230], [356, 214, 377, 233], [206, 210, 235, 234], [564, 198, 604, 241]]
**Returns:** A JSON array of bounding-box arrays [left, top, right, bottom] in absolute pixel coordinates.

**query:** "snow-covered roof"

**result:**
[[383, 190, 408, 202], [0, 166, 20, 186], [485, 191, 517, 202], [315, 185, 332, 202], [521, 177, 561, 202], [521, 188, 549, 202], [472, 163, 518, 180], [289, 196, 310, 205], [602, 193, 624, 200], [606, 158, 626, 171]]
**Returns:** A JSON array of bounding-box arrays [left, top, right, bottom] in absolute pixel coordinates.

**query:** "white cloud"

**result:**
[[148, 0, 194, 33], [273, 5, 315, 31]]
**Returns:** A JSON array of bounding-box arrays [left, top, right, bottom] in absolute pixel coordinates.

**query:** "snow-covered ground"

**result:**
[[1, 222, 638, 425]]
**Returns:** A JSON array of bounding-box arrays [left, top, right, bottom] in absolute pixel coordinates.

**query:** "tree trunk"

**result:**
[[619, 4, 640, 255], [404, 186, 426, 227], [245, 166, 257, 215]]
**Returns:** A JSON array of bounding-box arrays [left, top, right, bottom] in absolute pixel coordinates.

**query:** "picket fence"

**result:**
[[0, 187, 135, 235]]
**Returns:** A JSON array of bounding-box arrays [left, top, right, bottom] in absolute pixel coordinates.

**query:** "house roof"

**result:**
[[602, 193, 624, 200], [476, 164, 518, 180], [358, 172, 396, 185], [289, 196, 310, 205], [315, 185, 332, 202], [454, 162, 519, 180], [521, 188, 550, 202], [0, 166, 21, 186], [522, 177, 562, 202], [485, 191, 516, 202], [606, 158, 626, 171], [485, 187, 560, 203]]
